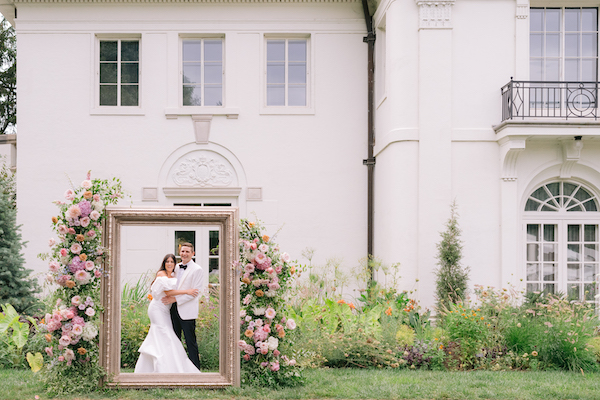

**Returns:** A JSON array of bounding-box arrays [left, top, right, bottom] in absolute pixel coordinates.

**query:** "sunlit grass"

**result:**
[[5, 368, 600, 400]]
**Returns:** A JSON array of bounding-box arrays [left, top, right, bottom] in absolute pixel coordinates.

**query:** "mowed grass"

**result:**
[[4, 368, 600, 400]]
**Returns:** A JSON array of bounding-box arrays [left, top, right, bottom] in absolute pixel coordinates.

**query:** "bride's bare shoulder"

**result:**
[[156, 271, 167, 277]]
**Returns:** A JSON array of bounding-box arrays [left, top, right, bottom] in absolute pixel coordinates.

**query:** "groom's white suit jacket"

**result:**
[[174, 260, 208, 320]]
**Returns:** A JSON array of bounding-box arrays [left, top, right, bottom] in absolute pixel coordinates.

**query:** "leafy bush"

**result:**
[[0, 303, 36, 369]]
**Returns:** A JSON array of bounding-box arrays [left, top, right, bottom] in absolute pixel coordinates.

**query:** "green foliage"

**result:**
[[435, 201, 469, 311], [196, 288, 219, 371], [395, 325, 415, 347], [588, 335, 600, 363], [0, 17, 16, 135], [120, 302, 151, 369], [0, 167, 40, 314], [0, 303, 36, 368]]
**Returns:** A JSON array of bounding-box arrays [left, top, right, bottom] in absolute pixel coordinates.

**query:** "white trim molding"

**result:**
[[163, 187, 242, 197], [560, 138, 584, 179], [415, 0, 455, 29], [499, 136, 527, 181]]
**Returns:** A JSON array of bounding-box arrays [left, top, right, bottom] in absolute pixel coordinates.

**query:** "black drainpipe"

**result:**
[[361, 0, 376, 281]]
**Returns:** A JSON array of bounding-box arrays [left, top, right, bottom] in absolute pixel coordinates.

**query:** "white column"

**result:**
[[515, 0, 530, 79]]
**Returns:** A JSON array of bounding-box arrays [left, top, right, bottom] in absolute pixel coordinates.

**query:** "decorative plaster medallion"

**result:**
[[415, 0, 455, 29], [171, 155, 235, 187]]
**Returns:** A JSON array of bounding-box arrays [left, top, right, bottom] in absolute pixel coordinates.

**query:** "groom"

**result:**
[[162, 242, 205, 369]]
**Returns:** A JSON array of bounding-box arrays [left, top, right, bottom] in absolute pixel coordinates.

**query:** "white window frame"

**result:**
[[260, 33, 314, 115], [179, 35, 225, 108], [522, 180, 600, 304], [91, 34, 144, 116]]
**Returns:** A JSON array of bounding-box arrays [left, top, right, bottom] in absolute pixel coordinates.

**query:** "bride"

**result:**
[[134, 254, 201, 373]]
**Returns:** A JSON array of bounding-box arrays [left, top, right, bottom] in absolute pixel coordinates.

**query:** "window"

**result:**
[[99, 40, 139, 106], [524, 181, 600, 303], [182, 39, 223, 107], [266, 38, 308, 107], [530, 8, 598, 81]]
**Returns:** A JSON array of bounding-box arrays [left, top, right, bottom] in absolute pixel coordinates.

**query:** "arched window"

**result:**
[[524, 181, 599, 303]]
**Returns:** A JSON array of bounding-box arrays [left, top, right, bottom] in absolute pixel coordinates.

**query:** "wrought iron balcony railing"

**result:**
[[501, 80, 600, 121]]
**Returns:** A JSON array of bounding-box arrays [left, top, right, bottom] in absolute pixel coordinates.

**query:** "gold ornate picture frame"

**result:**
[[100, 207, 240, 388]]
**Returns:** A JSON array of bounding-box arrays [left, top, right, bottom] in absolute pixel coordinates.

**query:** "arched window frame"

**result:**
[[523, 180, 600, 304]]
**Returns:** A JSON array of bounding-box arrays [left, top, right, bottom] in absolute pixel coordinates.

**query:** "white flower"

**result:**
[[286, 319, 297, 330], [280, 252, 291, 263], [64, 189, 75, 201], [66, 205, 81, 219], [81, 180, 92, 189], [253, 307, 266, 316], [259, 244, 269, 253], [266, 336, 279, 351], [92, 201, 104, 211], [90, 210, 101, 221], [240, 310, 247, 318], [265, 290, 278, 297], [48, 238, 56, 247], [85, 307, 95, 317], [82, 323, 98, 341]]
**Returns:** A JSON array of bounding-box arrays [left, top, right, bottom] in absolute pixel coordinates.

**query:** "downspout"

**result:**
[[361, 0, 376, 281]]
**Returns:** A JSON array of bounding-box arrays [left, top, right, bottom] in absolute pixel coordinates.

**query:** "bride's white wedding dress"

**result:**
[[134, 276, 200, 373]]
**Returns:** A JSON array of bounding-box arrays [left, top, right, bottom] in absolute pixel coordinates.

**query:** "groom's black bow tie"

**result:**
[[180, 263, 188, 270]]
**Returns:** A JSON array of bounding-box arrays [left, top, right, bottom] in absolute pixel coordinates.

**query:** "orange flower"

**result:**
[[255, 289, 264, 297], [83, 191, 93, 199], [242, 277, 251, 285], [51, 216, 58, 224], [76, 234, 85, 242], [77, 347, 87, 355], [44, 334, 52, 342], [278, 330, 286, 338], [337, 299, 346, 304], [290, 266, 296, 274], [349, 302, 356, 310], [65, 280, 76, 289], [244, 329, 254, 338], [248, 222, 255, 228], [385, 307, 392, 316], [79, 253, 87, 262], [262, 235, 270, 243], [147, 294, 153, 301]]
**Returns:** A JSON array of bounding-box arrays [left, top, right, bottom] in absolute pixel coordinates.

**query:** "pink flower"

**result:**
[[64, 189, 75, 201], [59, 335, 71, 346], [72, 325, 83, 336], [243, 295, 252, 305], [85, 261, 95, 271], [68, 228, 76, 235], [80, 217, 91, 228], [270, 361, 280, 371], [275, 266, 283, 274], [86, 230, 97, 239], [48, 238, 56, 247], [254, 328, 269, 342], [286, 319, 296, 330], [90, 210, 100, 221], [66, 205, 81, 219], [94, 270, 102, 278], [75, 270, 91, 284], [238, 340, 247, 350], [64, 349, 75, 361], [45, 347, 53, 357], [60, 248, 68, 257], [49, 261, 60, 272], [71, 296, 81, 306], [266, 267, 274, 274], [243, 354, 251, 361], [81, 180, 92, 189], [243, 241, 251, 250], [288, 359, 296, 366], [260, 361, 268, 367], [273, 349, 280, 357], [265, 307, 276, 320], [244, 264, 255, 273], [70, 243, 82, 254], [275, 324, 283, 332], [58, 225, 68, 234], [58, 356, 64, 362], [85, 307, 95, 317], [259, 244, 269, 252], [268, 282, 281, 291], [280, 252, 291, 263], [93, 194, 100, 202], [254, 252, 267, 265], [250, 243, 257, 250]]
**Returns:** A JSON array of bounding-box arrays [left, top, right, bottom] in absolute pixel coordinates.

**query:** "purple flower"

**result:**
[[78, 200, 92, 217]]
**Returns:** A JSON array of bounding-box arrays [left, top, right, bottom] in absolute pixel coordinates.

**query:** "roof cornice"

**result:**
[[13, 0, 358, 3]]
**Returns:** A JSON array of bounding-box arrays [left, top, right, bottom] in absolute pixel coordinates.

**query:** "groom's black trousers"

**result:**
[[170, 303, 201, 369]]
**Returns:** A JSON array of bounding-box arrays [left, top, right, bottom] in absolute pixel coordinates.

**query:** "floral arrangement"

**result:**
[[238, 219, 303, 387], [33, 173, 123, 394]]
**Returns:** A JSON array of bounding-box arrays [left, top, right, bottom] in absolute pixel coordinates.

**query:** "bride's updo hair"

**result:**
[[151, 253, 177, 285]]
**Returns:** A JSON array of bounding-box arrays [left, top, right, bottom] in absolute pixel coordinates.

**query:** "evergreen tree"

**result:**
[[0, 16, 16, 135], [0, 162, 39, 314], [434, 201, 469, 311]]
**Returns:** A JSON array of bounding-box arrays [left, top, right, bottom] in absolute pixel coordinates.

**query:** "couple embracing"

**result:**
[[134, 243, 206, 373]]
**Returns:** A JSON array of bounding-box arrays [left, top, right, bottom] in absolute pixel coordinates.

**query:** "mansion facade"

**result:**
[[2, 0, 600, 308]]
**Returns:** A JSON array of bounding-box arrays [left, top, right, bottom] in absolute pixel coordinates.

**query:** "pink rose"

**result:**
[[280, 252, 291, 263], [81, 180, 92, 189], [266, 267, 274, 274], [71, 296, 81, 306], [286, 319, 296, 330], [45, 347, 53, 357], [93, 194, 100, 202], [58, 225, 68, 234], [260, 361, 269, 367], [86, 230, 97, 239], [275, 266, 283, 274], [72, 325, 83, 335], [75, 270, 91, 284], [48, 238, 56, 247], [244, 264, 255, 273], [243, 241, 251, 250], [64, 189, 75, 201], [85, 261, 95, 271], [66, 205, 81, 219], [89, 210, 100, 221], [94, 270, 102, 278], [60, 248, 68, 257], [250, 243, 257, 250], [59, 336, 71, 346], [273, 349, 280, 357], [80, 217, 91, 227], [49, 261, 60, 272], [265, 308, 276, 320], [270, 361, 280, 371], [259, 244, 269, 252], [243, 354, 251, 361], [254, 252, 267, 265], [85, 307, 95, 317], [68, 228, 76, 235], [70, 243, 82, 254], [58, 356, 65, 362]]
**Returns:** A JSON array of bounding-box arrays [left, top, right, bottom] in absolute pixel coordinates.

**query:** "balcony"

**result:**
[[501, 80, 600, 121]]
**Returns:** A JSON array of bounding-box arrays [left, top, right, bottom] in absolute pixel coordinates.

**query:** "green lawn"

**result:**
[[4, 368, 600, 400]]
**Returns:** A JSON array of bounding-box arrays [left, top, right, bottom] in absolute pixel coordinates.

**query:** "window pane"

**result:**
[[565, 33, 580, 57], [565, 59, 580, 80], [567, 284, 580, 301], [544, 225, 556, 242], [531, 9, 544, 31], [204, 40, 222, 62], [267, 40, 285, 61], [568, 225, 581, 241], [100, 41, 117, 62], [584, 225, 598, 242], [183, 40, 202, 62], [546, 9, 561, 31], [288, 40, 306, 62], [574, 187, 593, 202], [564, 182, 577, 196], [204, 86, 222, 106], [267, 63, 285, 84], [584, 282, 596, 300], [100, 63, 117, 83], [525, 198, 542, 211], [209, 257, 219, 272], [183, 63, 202, 84], [267, 86, 285, 106], [582, 33, 597, 57], [543, 243, 557, 261], [527, 263, 540, 281], [547, 182, 560, 196], [531, 34, 543, 57], [288, 64, 306, 84], [568, 263, 581, 281], [584, 244, 597, 262], [99, 85, 117, 106], [527, 243, 539, 261], [543, 283, 555, 294], [121, 85, 138, 106], [530, 59, 543, 80], [582, 59, 597, 80], [183, 85, 201, 106], [121, 63, 139, 84], [531, 186, 550, 201], [584, 263, 597, 280], [527, 224, 540, 241], [527, 283, 540, 293], [545, 59, 560, 80], [546, 34, 560, 57], [288, 86, 306, 106], [565, 9, 580, 31], [204, 64, 223, 84], [121, 41, 139, 62], [568, 244, 581, 261], [209, 231, 219, 254], [582, 8, 598, 31]]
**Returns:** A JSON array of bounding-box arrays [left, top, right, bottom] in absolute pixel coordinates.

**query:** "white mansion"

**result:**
[[1, 0, 600, 308]]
